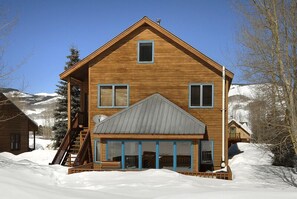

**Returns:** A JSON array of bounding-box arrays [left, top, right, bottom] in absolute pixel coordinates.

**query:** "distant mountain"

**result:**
[[228, 84, 261, 127], [1, 88, 59, 127]]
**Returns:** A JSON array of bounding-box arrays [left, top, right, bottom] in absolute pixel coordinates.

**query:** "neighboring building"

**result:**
[[228, 119, 252, 147], [52, 17, 233, 177], [0, 93, 38, 155]]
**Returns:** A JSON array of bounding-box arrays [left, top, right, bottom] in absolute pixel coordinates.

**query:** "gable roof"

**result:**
[[94, 93, 205, 135], [0, 92, 38, 130], [60, 16, 233, 80], [229, 119, 252, 135]]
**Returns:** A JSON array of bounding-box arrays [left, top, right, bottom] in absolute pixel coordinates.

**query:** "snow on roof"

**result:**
[[229, 119, 253, 135]]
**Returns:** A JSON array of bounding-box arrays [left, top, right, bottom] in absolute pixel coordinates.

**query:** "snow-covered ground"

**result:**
[[0, 141, 296, 199]]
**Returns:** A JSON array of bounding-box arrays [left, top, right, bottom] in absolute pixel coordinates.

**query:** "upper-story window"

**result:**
[[98, 84, 129, 108], [138, 41, 154, 63], [189, 84, 213, 108]]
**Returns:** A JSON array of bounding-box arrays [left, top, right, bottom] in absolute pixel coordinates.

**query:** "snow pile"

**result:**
[[0, 142, 297, 199], [29, 136, 54, 150]]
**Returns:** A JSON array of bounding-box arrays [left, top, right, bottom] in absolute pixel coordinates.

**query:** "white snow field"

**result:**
[[0, 142, 296, 199]]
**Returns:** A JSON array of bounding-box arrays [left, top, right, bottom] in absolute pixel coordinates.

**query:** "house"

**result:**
[[51, 17, 233, 178], [0, 93, 38, 155], [228, 119, 252, 147]]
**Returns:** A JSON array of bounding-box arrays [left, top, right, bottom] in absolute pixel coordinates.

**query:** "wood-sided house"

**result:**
[[0, 93, 38, 155], [51, 17, 233, 178], [228, 119, 252, 147]]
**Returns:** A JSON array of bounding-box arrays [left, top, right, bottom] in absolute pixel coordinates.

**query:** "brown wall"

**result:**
[[87, 27, 230, 170], [0, 99, 31, 155]]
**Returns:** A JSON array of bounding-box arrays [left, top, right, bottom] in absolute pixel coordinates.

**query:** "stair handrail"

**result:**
[[51, 113, 80, 165], [73, 130, 92, 166]]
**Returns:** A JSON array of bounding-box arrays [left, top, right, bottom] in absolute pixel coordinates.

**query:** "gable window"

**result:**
[[138, 41, 154, 63], [98, 84, 129, 108], [189, 84, 213, 108], [10, 134, 20, 150], [230, 127, 236, 134]]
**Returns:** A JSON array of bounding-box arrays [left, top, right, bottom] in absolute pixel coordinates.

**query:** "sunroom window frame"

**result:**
[[97, 84, 129, 108], [137, 40, 154, 64], [189, 83, 214, 108]]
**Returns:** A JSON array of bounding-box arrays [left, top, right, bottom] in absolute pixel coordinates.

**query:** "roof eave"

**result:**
[[60, 16, 234, 81]]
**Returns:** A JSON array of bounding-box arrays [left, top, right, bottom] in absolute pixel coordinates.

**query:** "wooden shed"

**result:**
[[52, 17, 234, 179], [0, 93, 38, 155]]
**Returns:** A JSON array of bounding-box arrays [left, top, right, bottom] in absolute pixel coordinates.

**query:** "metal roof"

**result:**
[[93, 93, 205, 135]]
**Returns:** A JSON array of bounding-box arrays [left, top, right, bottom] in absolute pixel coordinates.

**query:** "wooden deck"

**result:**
[[68, 163, 232, 180]]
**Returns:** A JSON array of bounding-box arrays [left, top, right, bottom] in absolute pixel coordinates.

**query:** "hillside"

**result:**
[[228, 84, 261, 126], [0, 141, 296, 199], [0, 88, 59, 127]]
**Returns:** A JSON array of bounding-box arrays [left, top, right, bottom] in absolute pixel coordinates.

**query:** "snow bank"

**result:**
[[0, 142, 296, 199], [29, 137, 53, 150], [229, 143, 296, 190]]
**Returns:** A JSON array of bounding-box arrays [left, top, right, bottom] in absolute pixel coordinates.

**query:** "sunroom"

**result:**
[[93, 93, 211, 172]]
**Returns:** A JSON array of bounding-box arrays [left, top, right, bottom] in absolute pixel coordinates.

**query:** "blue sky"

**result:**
[[1, 0, 241, 94]]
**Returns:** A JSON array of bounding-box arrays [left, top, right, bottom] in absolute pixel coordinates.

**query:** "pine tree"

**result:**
[[52, 47, 80, 149]]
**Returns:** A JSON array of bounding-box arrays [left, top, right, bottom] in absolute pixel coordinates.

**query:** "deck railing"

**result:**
[[180, 166, 232, 180], [68, 163, 232, 180]]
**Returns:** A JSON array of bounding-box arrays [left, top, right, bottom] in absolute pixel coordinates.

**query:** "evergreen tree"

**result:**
[[53, 47, 80, 148]]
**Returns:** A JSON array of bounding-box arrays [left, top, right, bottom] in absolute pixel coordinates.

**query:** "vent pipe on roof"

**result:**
[[156, 18, 161, 25], [221, 66, 226, 168]]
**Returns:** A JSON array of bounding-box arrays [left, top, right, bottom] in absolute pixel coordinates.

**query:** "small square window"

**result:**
[[189, 84, 213, 108], [98, 84, 129, 108], [138, 41, 154, 63]]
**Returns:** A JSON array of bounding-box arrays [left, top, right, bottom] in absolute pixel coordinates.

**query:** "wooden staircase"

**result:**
[[64, 129, 89, 166], [51, 113, 91, 166]]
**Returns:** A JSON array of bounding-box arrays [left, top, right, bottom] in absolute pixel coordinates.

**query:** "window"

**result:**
[[138, 41, 154, 63], [94, 140, 100, 162], [230, 127, 236, 134], [189, 84, 213, 108], [10, 134, 20, 150], [105, 140, 193, 171], [176, 142, 192, 172], [98, 84, 129, 108], [201, 140, 213, 164]]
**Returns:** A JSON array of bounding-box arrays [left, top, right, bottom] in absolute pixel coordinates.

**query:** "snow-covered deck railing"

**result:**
[[180, 166, 232, 180], [68, 163, 232, 180]]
